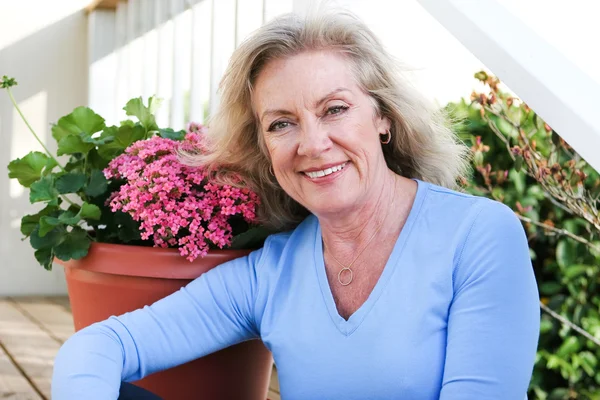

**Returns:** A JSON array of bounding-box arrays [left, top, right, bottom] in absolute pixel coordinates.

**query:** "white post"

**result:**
[[155, 0, 171, 127], [126, 0, 143, 99], [236, 0, 263, 46], [115, 1, 129, 122], [170, 0, 186, 130], [141, 0, 157, 102], [87, 9, 117, 125], [189, 0, 212, 124], [209, 0, 236, 117]]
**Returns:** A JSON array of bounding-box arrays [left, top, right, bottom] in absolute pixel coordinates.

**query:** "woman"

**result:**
[[52, 10, 540, 400]]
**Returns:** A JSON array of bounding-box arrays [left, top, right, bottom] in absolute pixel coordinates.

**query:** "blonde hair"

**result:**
[[182, 10, 470, 230]]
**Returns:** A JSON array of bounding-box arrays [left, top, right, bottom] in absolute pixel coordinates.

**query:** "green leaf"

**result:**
[[57, 135, 95, 156], [20, 205, 59, 237], [8, 151, 57, 187], [556, 239, 577, 269], [34, 248, 54, 270], [38, 216, 61, 237], [53, 227, 91, 261], [123, 96, 162, 131], [120, 120, 135, 128], [79, 202, 101, 220], [87, 149, 109, 171], [85, 169, 108, 197], [474, 71, 488, 81], [556, 336, 580, 357], [30, 226, 64, 250], [229, 226, 272, 250], [509, 169, 525, 195], [97, 125, 145, 160], [158, 128, 186, 141], [51, 107, 105, 142], [1, 76, 17, 88], [55, 172, 87, 194], [80, 132, 114, 146], [564, 264, 589, 279], [59, 210, 81, 225], [540, 318, 553, 334], [540, 282, 563, 296], [38, 209, 82, 237], [29, 175, 59, 205], [514, 155, 524, 172]]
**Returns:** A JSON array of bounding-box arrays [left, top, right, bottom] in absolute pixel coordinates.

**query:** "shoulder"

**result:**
[[419, 180, 516, 226], [254, 214, 318, 268], [263, 214, 318, 250]]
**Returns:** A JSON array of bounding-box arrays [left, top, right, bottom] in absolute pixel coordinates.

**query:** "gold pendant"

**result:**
[[338, 267, 353, 286]]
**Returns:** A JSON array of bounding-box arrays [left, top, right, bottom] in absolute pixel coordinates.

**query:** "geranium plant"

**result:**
[[2, 76, 269, 269]]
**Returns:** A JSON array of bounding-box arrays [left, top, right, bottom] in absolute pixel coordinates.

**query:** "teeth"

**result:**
[[305, 162, 347, 179]]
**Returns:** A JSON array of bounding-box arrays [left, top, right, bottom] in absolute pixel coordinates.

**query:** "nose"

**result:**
[[297, 121, 332, 158]]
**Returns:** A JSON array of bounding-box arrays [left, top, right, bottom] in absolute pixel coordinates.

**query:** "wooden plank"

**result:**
[[0, 345, 43, 400], [10, 298, 74, 344], [268, 365, 280, 399], [87, 0, 123, 13], [0, 300, 62, 399], [44, 296, 71, 313]]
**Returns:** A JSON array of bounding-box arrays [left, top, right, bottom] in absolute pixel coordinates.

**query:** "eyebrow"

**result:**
[[260, 87, 351, 122]]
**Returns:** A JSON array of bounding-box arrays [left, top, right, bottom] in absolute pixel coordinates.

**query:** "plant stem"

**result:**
[[540, 301, 600, 347], [516, 215, 600, 253], [6, 87, 65, 172], [61, 195, 76, 207]]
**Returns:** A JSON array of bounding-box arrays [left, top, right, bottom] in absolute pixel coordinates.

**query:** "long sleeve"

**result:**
[[52, 245, 266, 400], [439, 200, 540, 399]]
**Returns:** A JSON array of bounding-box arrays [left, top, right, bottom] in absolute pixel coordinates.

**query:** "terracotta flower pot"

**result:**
[[56, 242, 273, 400]]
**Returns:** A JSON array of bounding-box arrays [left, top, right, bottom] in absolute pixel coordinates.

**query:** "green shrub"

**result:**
[[448, 72, 600, 400]]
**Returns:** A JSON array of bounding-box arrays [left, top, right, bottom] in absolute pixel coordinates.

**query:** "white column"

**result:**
[[170, 0, 186, 130], [115, 1, 129, 122], [155, 0, 171, 127], [189, 0, 212, 124], [141, 0, 157, 103], [126, 0, 143, 99], [209, 0, 236, 117], [87, 9, 117, 125], [236, 0, 263, 46]]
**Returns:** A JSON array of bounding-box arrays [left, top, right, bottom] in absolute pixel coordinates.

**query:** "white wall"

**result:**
[[0, 1, 89, 296]]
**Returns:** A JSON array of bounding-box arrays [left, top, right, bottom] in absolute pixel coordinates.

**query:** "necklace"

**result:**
[[323, 178, 398, 286]]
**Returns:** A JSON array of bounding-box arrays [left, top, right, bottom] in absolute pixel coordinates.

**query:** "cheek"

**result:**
[[263, 136, 293, 169]]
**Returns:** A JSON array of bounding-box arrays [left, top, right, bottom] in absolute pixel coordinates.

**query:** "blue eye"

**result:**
[[268, 121, 291, 132], [326, 105, 349, 115]]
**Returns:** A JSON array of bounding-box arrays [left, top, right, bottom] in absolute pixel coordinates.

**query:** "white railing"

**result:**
[[87, 0, 295, 129], [417, 0, 600, 174]]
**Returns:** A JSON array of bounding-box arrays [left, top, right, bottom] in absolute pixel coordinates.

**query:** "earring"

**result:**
[[380, 129, 391, 145]]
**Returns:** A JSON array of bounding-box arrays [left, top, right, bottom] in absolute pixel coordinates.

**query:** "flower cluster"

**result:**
[[104, 125, 260, 261]]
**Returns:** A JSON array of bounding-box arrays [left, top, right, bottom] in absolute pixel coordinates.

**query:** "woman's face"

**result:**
[[253, 50, 391, 218]]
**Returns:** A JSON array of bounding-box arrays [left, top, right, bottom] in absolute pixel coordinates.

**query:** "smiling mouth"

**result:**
[[303, 162, 348, 179]]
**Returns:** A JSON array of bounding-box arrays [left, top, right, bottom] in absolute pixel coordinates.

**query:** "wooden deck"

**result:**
[[0, 297, 280, 400]]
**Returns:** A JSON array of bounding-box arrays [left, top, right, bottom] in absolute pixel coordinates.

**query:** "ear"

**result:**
[[375, 114, 392, 135]]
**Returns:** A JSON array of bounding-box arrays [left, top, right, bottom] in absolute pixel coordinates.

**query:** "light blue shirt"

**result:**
[[52, 179, 540, 399]]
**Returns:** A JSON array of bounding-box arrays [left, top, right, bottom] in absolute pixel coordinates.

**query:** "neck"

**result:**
[[320, 172, 404, 255]]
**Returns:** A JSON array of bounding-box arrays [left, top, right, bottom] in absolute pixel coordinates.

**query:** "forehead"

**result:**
[[252, 50, 359, 110]]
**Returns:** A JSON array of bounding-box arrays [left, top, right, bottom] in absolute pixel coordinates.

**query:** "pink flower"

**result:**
[[104, 125, 260, 262]]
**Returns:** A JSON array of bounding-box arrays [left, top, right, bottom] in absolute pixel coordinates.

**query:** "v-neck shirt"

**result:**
[[52, 180, 540, 399]]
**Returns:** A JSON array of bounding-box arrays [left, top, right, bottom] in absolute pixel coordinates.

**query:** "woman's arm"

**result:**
[[52, 245, 266, 399], [439, 200, 540, 399]]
